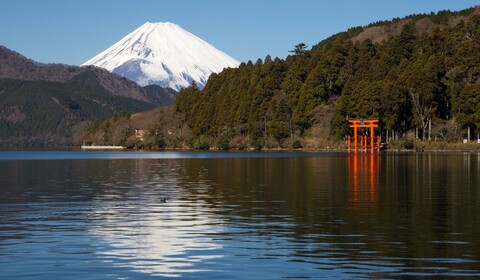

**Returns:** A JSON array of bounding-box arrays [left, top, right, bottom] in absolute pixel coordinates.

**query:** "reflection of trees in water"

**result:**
[[174, 156, 350, 222], [2, 154, 480, 276], [174, 154, 480, 274], [379, 153, 480, 266]]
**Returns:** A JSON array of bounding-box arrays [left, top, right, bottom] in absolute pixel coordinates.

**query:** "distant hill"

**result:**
[[174, 7, 480, 149], [143, 85, 178, 107], [0, 45, 177, 145]]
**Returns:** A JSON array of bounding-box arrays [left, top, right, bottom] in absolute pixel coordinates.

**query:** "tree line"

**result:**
[[79, 8, 480, 150], [173, 8, 480, 149]]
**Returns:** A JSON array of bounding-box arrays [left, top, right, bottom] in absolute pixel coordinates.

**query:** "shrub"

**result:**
[[194, 140, 210, 150], [292, 140, 303, 149], [402, 139, 414, 149]]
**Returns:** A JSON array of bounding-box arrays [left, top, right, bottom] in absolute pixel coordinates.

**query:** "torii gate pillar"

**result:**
[[348, 119, 380, 153]]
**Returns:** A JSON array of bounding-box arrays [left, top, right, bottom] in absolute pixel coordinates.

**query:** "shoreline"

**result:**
[[0, 148, 479, 154], [80, 145, 126, 150], [1, 141, 480, 153]]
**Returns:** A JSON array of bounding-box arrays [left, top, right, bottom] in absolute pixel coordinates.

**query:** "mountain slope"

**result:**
[[0, 75, 154, 145], [82, 22, 240, 91], [143, 85, 178, 107], [0, 45, 156, 103], [0, 45, 178, 145], [0, 45, 80, 81]]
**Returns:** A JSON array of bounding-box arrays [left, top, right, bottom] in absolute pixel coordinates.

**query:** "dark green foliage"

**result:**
[[455, 82, 480, 130], [403, 139, 415, 150], [289, 43, 308, 55], [156, 138, 166, 150], [194, 139, 210, 150], [292, 140, 303, 149], [217, 126, 233, 150], [0, 46, 179, 146], [175, 8, 480, 145], [143, 85, 178, 106], [0, 72, 154, 145]]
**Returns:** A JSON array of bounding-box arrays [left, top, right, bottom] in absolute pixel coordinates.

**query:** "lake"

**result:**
[[0, 151, 479, 279]]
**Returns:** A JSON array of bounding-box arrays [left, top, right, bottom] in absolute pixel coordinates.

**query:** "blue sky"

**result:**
[[1, 0, 478, 65]]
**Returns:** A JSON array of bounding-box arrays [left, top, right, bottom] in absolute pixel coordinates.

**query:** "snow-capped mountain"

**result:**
[[82, 22, 240, 91]]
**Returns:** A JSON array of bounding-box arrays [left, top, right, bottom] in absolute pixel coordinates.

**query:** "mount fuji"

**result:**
[[82, 22, 240, 91]]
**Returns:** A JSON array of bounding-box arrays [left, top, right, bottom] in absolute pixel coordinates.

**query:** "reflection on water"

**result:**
[[0, 152, 480, 279], [84, 159, 225, 277], [89, 197, 224, 277], [348, 154, 380, 209]]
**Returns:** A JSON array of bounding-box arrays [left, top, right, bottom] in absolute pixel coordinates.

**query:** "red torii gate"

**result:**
[[347, 118, 380, 153]]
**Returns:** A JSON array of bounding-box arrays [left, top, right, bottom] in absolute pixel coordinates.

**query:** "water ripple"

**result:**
[[1, 153, 480, 278]]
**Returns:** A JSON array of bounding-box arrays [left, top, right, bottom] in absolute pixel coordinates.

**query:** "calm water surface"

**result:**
[[0, 151, 479, 279]]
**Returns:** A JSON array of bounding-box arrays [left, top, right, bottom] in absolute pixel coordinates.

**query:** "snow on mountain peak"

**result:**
[[82, 22, 240, 91]]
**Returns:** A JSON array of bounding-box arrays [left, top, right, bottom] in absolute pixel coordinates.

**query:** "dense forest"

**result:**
[[79, 7, 480, 150], [172, 7, 480, 149], [0, 72, 152, 145]]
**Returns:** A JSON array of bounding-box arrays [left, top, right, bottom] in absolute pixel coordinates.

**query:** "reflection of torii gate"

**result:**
[[347, 118, 380, 153]]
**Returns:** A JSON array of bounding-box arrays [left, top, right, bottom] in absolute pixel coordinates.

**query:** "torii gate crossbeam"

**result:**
[[347, 118, 380, 153]]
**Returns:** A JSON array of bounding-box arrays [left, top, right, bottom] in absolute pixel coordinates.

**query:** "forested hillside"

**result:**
[[0, 46, 178, 145], [0, 72, 153, 145], [175, 7, 480, 149]]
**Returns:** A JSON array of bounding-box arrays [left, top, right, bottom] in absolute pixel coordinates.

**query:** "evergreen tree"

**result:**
[[172, 7, 480, 147], [289, 43, 308, 55]]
